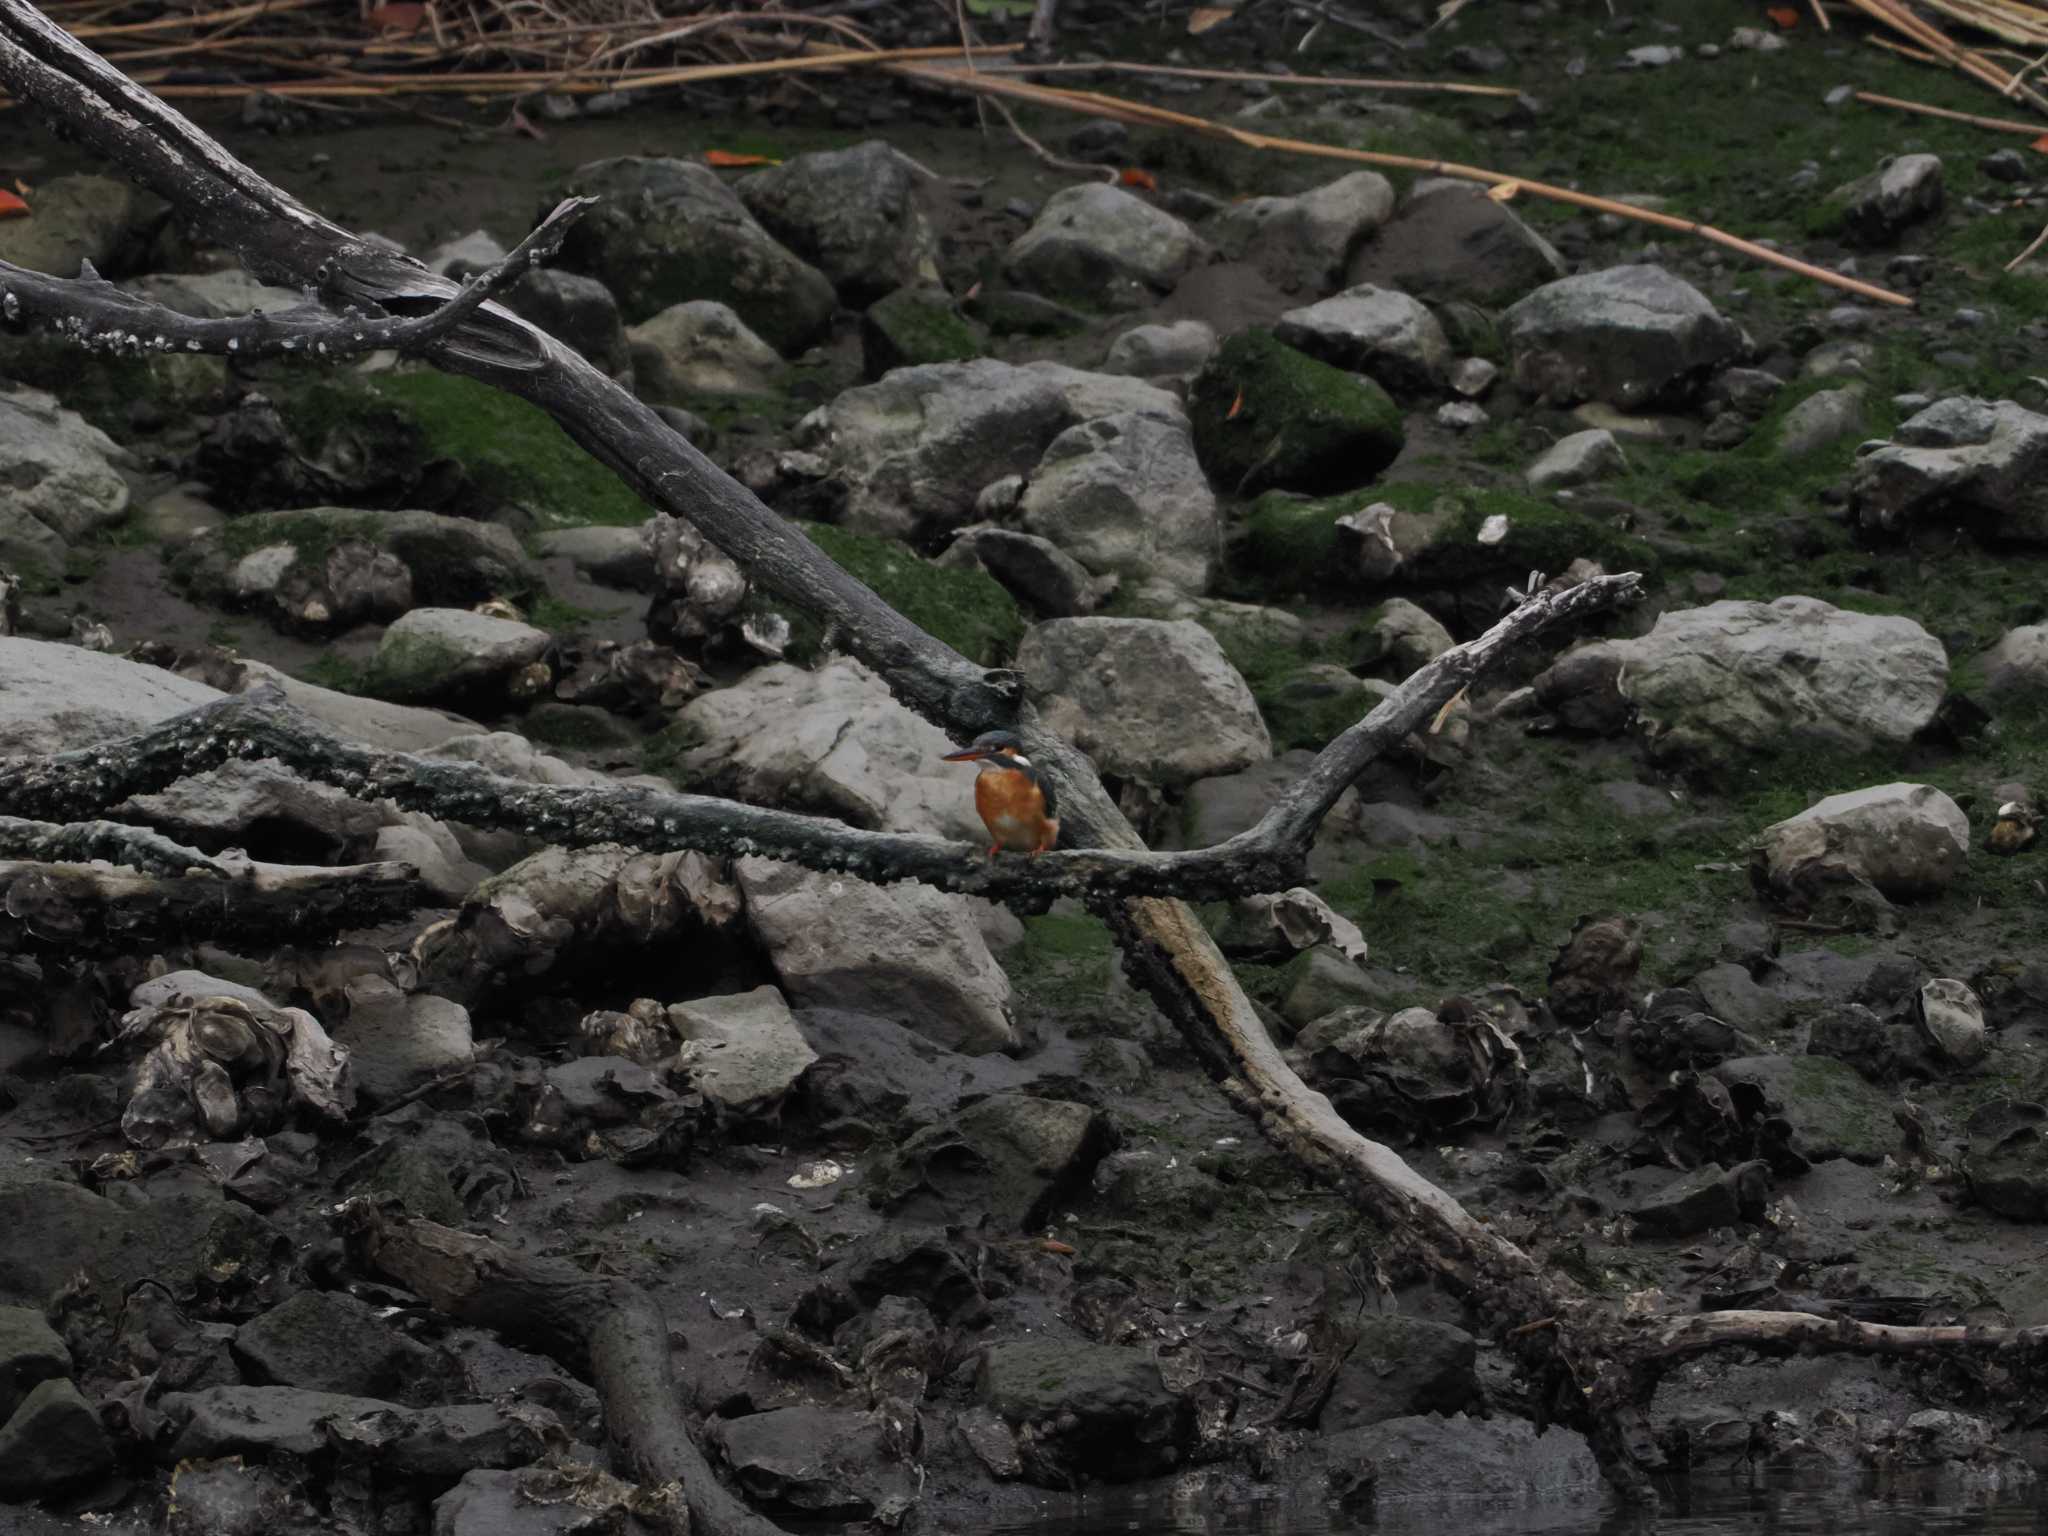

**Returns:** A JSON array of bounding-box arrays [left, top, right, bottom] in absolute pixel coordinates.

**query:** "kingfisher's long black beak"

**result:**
[[941, 746, 995, 762]]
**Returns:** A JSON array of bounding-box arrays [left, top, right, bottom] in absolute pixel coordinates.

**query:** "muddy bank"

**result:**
[[3, 0, 2048, 1529]]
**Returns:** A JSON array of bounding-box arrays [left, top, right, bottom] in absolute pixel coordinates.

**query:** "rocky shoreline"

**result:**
[[4, 0, 2048, 1529]]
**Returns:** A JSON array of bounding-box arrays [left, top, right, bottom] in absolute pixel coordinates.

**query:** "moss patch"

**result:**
[[1189, 330, 1404, 497], [793, 522, 1023, 667]]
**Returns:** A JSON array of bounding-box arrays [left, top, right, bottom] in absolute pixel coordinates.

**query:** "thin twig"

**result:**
[[1855, 86, 2048, 133]]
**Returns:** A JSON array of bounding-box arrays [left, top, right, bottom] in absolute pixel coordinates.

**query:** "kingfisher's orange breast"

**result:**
[[975, 768, 1053, 851]]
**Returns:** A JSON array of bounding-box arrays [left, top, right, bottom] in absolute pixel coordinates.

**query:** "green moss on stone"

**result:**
[[861, 287, 984, 378], [795, 522, 1023, 666], [1189, 330, 1405, 497]]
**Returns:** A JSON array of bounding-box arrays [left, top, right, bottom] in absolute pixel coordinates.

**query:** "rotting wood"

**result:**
[[0, 0, 2028, 1510]]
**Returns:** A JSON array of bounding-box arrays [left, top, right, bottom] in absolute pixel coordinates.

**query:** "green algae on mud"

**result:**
[[1190, 329, 1405, 498], [791, 522, 1024, 668]]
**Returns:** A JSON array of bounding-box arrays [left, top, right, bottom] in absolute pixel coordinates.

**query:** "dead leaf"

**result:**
[[1225, 388, 1245, 420], [1188, 5, 1234, 33], [363, 2, 425, 33], [1039, 1238, 1077, 1255], [0, 189, 27, 220], [964, 279, 982, 301], [1118, 166, 1158, 191], [704, 149, 779, 168], [2034, 133, 2048, 155], [1487, 181, 1520, 203], [1765, 5, 1798, 25]]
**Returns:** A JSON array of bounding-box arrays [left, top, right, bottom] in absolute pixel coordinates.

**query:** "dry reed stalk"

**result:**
[[1809, 0, 1833, 30], [1845, 0, 2048, 113], [1923, 0, 2048, 48], [2010, 220, 2048, 269], [984, 60, 1522, 97], [1870, 35, 1944, 62], [1855, 85, 2048, 130], [890, 58, 1915, 308]]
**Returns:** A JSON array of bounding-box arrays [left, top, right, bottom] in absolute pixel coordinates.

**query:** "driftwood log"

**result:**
[[0, 2, 2030, 1521]]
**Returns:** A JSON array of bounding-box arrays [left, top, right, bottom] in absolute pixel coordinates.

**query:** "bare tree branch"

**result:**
[[0, 195, 594, 363], [0, 815, 224, 875], [0, 575, 1640, 905]]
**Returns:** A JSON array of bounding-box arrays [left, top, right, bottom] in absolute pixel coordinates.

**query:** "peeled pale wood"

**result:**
[[1856, 86, 2048, 132]]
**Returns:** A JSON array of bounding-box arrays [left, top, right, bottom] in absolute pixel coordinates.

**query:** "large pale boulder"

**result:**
[[0, 637, 220, 758], [1017, 412, 1218, 592], [1850, 397, 2048, 541], [1534, 597, 1948, 764], [1504, 264, 1745, 408], [1003, 184, 1207, 308], [1016, 618, 1271, 785], [1755, 782, 1970, 898], [738, 140, 942, 306]]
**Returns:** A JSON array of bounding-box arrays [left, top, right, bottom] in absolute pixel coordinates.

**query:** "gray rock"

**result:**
[[1274, 284, 1452, 395], [0, 636, 222, 758], [1630, 1160, 1769, 1235], [233, 1289, 456, 1403], [977, 1339, 1193, 1484], [425, 229, 509, 276], [1525, 427, 1626, 491], [738, 140, 941, 306], [1691, 961, 1790, 1034], [0, 504, 67, 583], [161, 1385, 548, 1475], [0, 1305, 69, 1424], [1017, 617, 1271, 785], [1504, 264, 1746, 407], [797, 358, 1183, 541], [1713, 1055, 1898, 1165], [1711, 366, 1787, 418], [1967, 1100, 2048, 1220], [434, 1466, 662, 1536], [627, 299, 784, 401], [936, 525, 1116, 616], [669, 985, 818, 1119], [1202, 171, 1396, 294], [124, 269, 304, 317], [1346, 178, 1566, 306], [1121, 581, 1306, 655], [0, 1376, 111, 1495], [1775, 384, 1868, 458], [1320, 1413, 1602, 1507], [230, 660, 481, 754], [869, 1092, 1111, 1232], [1851, 397, 2048, 541], [535, 524, 657, 591], [138, 487, 227, 544], [336, 977, 474, 1103], [130, 971, 278, 1014], [1090, 1147, 1225, 1218], [118, 759, 384, 863], [1756, 782, 1970, 898], [555, 157, 836, 350], [0, 385, 131, 551], [1320, 1315, 1479, 1431], [1102, 318, 1217, 380], [1918, 977, 1988, 1066], [715, 1406, 907, 1515], [1436, 401, 1488, 430], [1834, 153, 1944, 245], [671, 655, 983, 843], [364, 607, 552, 707], [1018, 411, 1218, 592], [1003, 184, 1208, 308], [501, 268, 631, 377], [374, 819, 489, 903], [0, 174, 135, 277], [1533, 598, 1948, 765], [1983, 625, 2048, 704], [1356, 597, 1453, 679], [737, 858, 1017, 1055], [1450, 356, 1499, 398], [1279, 945, 1399, 1026]]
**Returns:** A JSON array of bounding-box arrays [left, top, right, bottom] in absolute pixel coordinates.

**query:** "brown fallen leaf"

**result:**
[[1188, 6, 1234, 33], [1225, 388, 1245, 420], [704, 149, 779, 168]]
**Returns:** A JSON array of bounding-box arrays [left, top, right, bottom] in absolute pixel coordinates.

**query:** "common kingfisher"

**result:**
[[941, 730, 1060, 858]]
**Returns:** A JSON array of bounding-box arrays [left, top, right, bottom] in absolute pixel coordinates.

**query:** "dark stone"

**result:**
[[1966, 1099, 2048, 1221], [1629, 1160, 1770, 1236], [714, 1406, 907, 1515], [860, 286, 983, 379], [233, 1289, 460, 1404], [433, 1466, 664, 1536], [976, 1339, 1195, 1486], [1714, 1053, 1897, 1164], [0, 1303, 70, 1423], [1188, 330, 1404, 497], [792, 1229, 986, 1335], [1346, 180, 1566, 306], [0, 1180, 285, 1313], [161, 1385, 556, 1476], [1319, 1413, 1602, 1507], [1319, 1315, 1479, 1431], [0, 1377, 112, 1495], [501, 269, 631, 378], [864, 1093, 1117, 1232], [162, 1458, 312, 1536]]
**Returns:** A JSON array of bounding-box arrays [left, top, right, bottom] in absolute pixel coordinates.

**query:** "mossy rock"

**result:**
[[215, 369, 655, 528], [1189, 330, 1405, 496], [1256, 662, 1381, 751], [861, 286, 984, 379], [793, 522, 1023, 666], [0, 335, 227, 437], [1241, 482, 1659, 600]]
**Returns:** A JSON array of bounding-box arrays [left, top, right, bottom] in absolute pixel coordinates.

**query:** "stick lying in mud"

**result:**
[[342, 1197, 779, 1536], [0, 576, 1638, 907], [0, 0, 2011, 1508]]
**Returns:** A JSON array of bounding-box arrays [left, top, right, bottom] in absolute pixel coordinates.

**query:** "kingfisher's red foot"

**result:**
[[987, 844, 1000, 860]]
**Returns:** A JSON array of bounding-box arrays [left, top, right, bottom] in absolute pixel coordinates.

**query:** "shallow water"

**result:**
[[978, 1473, 2048, 1536]]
